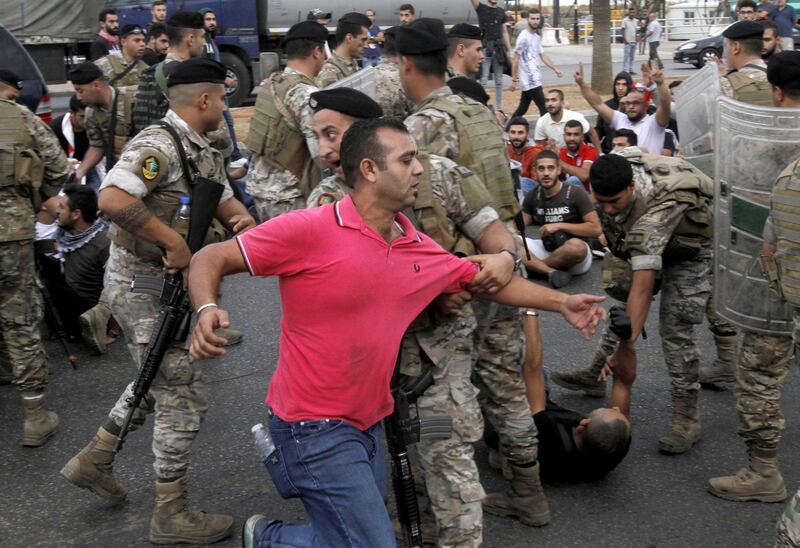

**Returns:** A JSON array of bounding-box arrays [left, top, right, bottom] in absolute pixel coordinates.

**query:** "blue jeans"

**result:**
[[623, 42, 636, 73], [257, 414, 395, 548], [480, 46, 504, 109], [565, 175, 585, 188]]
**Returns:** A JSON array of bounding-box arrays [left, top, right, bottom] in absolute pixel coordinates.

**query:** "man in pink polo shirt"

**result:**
[[187, 117, 606, 547]]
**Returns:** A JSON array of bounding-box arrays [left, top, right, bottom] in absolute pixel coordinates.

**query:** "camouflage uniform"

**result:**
[[720, 60, 769, 100], [398, 154, 500, 546], [245, 67, 319, 221], [446, 67, 467, 80], [94, 53, 149, 87], [0, 100, 69, 394], [374, 59, 413, 119], [306, 173, 348, 207], [315, 51, 359, 88], [405, 86, 536, 467], [102, 109, 233, 479], [85, 85, 137, 170]]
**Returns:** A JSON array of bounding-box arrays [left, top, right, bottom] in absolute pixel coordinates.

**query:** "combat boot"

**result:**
[[482, 463, 550, 527], [699, 334, 738, 388], [551, 367, 606, 397], [488, 448, 513, 480], [708, 448, 787, 502], [149, 476, 234, 544], [60, 426, 127, 502], [79, 302, 112, 354], [658, 391, 700, 455], [21, 392, 59, 447]]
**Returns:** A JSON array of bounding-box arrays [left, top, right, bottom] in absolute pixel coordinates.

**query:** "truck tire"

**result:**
[[220, 51, 251, 108]]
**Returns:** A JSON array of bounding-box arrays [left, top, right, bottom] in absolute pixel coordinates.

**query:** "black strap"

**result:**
[[154, 121, 196, 185], [741, 63, 768, 73], [109, 56, 140, 87], [105, 58, 141, 171]]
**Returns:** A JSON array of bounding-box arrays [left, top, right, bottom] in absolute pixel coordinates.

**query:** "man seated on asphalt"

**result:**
[[533, 88, 600, 150], [186, 117, 607, 547], [486, 306, 633, 483], [576, 60, 671, 155], [548, 119, 599, 193], [506, 116, 544, 191], [520, 150, 602, 288], [50, 95, 103, 189], [55, 184, 116, 353]]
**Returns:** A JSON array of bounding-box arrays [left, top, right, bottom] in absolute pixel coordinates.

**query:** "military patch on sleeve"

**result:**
[[142, 156, 160, 181], [124, 147, 169, 189], [454, 166, 474, 178]]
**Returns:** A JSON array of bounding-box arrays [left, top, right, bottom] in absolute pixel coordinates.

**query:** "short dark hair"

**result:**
[[547, 88, 565, 101], [68, 94, 85, 112], [506, 116, 529, 131], [564, 119, 583, 132], [590, 154, 634, 195], [612, 128, 637, 146], [336, 20, 367, 43], [399, 3, 415, 14], [341, 117, 408, 188], [383, 31, 398, 56], [535, 149, 559, 165], [762, 20, 779, 34], [167, 25, 200, 47], [581, 413, 631, 473], [733, 36, 764, 56], [285, 39, 324, 59], [737, 0, 757, 10], [405, 51, 448, 77], [63, 183, 98, 224], [99, 8, 117, 22], [528, 7, 541, 15], [152, 0, 166, 7], [146, 22, 168, 41], [447, 36, 480, 58]]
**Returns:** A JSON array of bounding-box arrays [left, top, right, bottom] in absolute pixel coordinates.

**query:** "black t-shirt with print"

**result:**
[[476, 3, 506, 41], [522, 182, 594, 229]]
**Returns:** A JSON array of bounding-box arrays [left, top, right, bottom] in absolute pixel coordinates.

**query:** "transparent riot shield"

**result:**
[[675, 63, 721, 177], [326, 66, 378, 100], [713, 96, 800, 335]]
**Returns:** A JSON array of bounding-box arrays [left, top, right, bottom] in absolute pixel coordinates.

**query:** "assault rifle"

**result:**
[[385, 368, 453, 548], [113, 132, 225, 453], [509, 161, 531, 261]]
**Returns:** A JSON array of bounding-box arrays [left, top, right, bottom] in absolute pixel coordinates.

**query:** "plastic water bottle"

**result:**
[[252, 423, 276, 461], [171, 195, 191, 240]]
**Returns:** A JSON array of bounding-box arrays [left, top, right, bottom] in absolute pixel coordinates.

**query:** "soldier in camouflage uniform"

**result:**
[[396, 18, 551, 529], [0, 97, 69, 447], [315, 13, 370, 88], [373, 27, 413, 120], [581, 152, 715, 456], [94, 24, 148, 88], [60, 59, 255, 545], [708, 52, 800, 512], [446, 24, 485, 80], [69, 63, 136, 184], [244, 22, 327, 220]]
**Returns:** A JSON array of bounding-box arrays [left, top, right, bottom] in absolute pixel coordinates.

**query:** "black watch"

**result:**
[[500, 248, 521, 270]]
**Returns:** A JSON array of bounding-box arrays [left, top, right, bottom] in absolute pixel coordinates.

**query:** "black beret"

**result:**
[[0, 69, 22, 90], [395, 18, 449, 55], [307, 8, 332, 20], [448, 78, 489, 106], [309, 88, 383, 118], [282, 21, 329, 45], [339, 12, 371, 29], [120, 23, 146, 38], [166, 58, 226, 88], [69, 62, 104, 85], [448, 23, 483, 40], [767, 50, 800, 88], [722, 20, 764, 40], [167, 11, 205, 30]]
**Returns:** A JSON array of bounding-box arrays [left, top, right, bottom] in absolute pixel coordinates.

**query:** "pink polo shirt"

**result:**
[[236, 196, 479, 430]]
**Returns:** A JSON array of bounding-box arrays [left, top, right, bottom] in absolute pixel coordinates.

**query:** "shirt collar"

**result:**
[[334, 195, 422, 244], [164, 109, 209, 149]]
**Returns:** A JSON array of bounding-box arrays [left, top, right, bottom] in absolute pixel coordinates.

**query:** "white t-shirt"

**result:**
[[622, 17, 637, 43], [514, 29, 543, 90], [533, 109, 591, 148], [647, 20, 661, 42], [611, 110, 665, 154]]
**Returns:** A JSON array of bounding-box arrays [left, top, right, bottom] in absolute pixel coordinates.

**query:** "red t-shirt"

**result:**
[[559, 143, 599, 192], [236, 196, 478, 430], [507, 143, 544, 179]]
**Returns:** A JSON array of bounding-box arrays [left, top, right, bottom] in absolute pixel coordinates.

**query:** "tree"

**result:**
[[591, 0, 612, 93]]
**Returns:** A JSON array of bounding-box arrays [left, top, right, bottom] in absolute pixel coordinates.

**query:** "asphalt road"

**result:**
[[2, 253, 799, 548]]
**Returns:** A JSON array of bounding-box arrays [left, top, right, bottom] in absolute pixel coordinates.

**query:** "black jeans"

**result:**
[[512, 86, 546, 118]]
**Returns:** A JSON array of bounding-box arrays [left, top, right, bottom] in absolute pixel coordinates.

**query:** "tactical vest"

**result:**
[[324, 55, 350, 81], [726, 65, 773, 106], [132, 61, 173, 134], [769, 159, 800, 308], [107, 87, 136, 165], [244, 71, 318, 197], [0, 100, 44, 242], [106, 55, 142, 88], [418, 94, 520, 222]]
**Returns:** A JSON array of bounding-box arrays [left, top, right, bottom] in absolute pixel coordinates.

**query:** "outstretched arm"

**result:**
[[574, 63, 615, 125], [521, 311, 546, 414]]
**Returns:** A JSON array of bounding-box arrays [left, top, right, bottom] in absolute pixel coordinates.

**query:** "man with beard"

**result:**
[[315, 12, 371, 88], [510, 10, 563, 118], [90, 9, 120, 61], [447, 23, 485, 79], [94, 24, 148, 88], [577, 60, 671, 155], [763, 21, 781, 61], [506, 116, 543, 182], [142, 23, 169, 66], [554, 119, 599, 192], [520, 150, 600, 288], [596, 72, 633, 153], [533, 89, 596, 149]]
